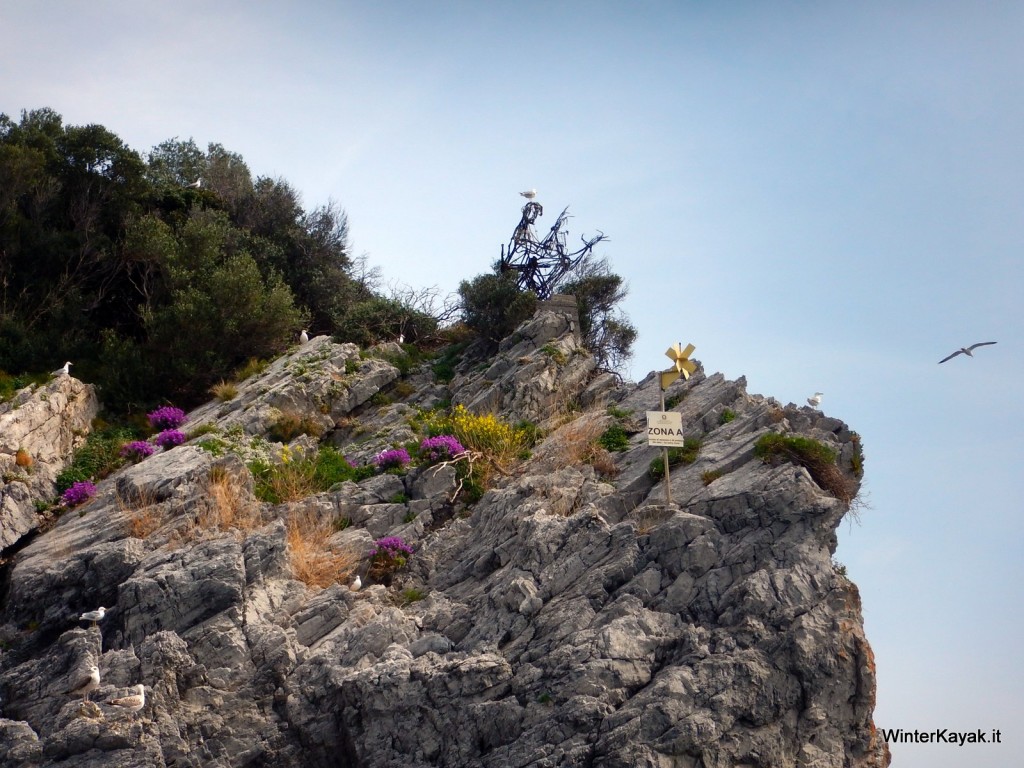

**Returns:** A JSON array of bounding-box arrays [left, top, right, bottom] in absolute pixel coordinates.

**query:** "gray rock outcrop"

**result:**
[[0, 375, 98, 551], [0, 307, 889, 767]]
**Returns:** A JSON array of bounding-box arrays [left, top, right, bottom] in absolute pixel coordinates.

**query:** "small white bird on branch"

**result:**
[[938, 341, 997, 364], [519, 189, 537, 200], [807, 392, 823, 408], [67, 665, 100, 702]]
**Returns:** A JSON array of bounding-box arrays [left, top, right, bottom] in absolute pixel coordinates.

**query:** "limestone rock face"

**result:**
[[0, 375, 98, 551], [0, 309, 889, 767]]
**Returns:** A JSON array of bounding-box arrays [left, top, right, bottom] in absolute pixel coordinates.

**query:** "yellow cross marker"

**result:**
[[660, 343, 696, 390]]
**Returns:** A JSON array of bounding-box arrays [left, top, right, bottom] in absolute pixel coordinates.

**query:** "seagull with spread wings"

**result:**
[[938, 342, 997, 364]]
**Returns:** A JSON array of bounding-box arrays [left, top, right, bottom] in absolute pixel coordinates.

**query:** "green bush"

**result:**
[[648, 438, 702, 480], [598, 423, 631, 452], [458, 270, 537, 347], [719, 409, 736, 425], [55, 424, 138, 492], [754, 432, 856, 502]]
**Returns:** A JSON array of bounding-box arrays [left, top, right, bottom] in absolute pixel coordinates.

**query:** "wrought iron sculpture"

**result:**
[[499, 200, 606, 300]]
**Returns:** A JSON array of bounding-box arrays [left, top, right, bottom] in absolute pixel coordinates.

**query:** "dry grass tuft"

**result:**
[[200, 470, 264, 534], [210, 380, 239, 401], [630, 505, 676, 534], [118, 487, 164, 540], [287, 510, 360, 589], [547, 415, 620, 477]]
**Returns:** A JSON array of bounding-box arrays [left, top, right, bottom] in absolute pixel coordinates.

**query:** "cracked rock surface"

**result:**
[[0, 307, 889, 767]]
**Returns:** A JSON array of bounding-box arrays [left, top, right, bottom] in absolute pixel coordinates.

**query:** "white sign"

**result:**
[[646, 411, 685, 447]]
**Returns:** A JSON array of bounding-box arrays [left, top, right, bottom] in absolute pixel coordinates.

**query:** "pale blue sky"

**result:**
[[3, 2, 1022, 765]]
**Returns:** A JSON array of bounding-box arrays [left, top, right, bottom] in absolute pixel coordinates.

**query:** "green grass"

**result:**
[[606, 405, 632, 419], [0, 370, 51, 403], [540, 344, 567, 365], [719, 409, 736, 425]]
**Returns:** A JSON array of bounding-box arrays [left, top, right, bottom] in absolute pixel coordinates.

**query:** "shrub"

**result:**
[[540, 344, 567, 365], [606, 405, 632, 419], [62, 480, 96, 507], [719, 409, 736, 425], [155, 429, 187, 450], [234, 357, 269, 381], [598, 423, 630, 452], [56, 424, 136, 492], [458, 270, 537, 347], [268, 410, 325, 443], [374, 447, 411, 471], [147, 406, 187, 430], [419, 435, 465, 464], [665, 392, 685, 410], [120, 440, 156, 462], [702, 469, 724, 485], [753, 432, 856, 503], [368, 536, 414, 583], [648, 438, 702, 480]]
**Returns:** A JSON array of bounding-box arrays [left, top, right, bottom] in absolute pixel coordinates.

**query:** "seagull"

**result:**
[[938, 341, 997, 364], [350, 575, 362, 592], [79, 606, 106, 625], [519, 189, 537, 200], [186, 179, 202, 188], [397, 333, 405, 344], [299, 329, 309, 344], [54, 361, 72, 376], [807, 392, 823, 408], [108, 684, 146, 716], [67, 665, 100, 702]]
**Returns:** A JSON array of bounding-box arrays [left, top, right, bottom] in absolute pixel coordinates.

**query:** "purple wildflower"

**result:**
[[419, 434, 465, 463], [147, 406, 187, 431], [373, 447, 411, 471], [120, 440, 156, 462], [62, 481, 96, 507], [155, 429, 186, 450], [369, 536, 414, 562]]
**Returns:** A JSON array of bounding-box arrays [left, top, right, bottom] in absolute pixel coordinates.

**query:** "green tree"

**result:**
[[558, 257, 637, 372], [458, 269, 538, 347]]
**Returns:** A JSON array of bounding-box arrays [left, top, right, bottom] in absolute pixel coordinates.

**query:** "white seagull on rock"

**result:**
[[350, 575, 362, 592], [79, 606, 106, 625], [299, 329, 309, 344], [519, 189, 537, 200], [807, 392, 823, 408], [938, 341, 997, 364], [54, 361, 72, 376], [67, 665, 100, 702], [109, 684, 146, 716]]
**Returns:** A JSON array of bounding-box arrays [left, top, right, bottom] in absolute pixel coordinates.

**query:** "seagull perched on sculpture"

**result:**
[[519, 189, 537, 200], [807, 392, 823, 408], [938, 342, 997, 364]]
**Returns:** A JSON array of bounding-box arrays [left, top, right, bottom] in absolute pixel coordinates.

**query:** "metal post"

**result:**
[[660, 387, 672, 505]]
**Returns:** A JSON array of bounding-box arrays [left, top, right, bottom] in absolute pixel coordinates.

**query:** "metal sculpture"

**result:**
[[499, 200, 606, 300]]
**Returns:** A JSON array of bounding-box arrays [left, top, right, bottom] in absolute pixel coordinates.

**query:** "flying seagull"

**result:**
[[109, 684, 146, 716], [67, 665, 100, 702], [299, 329, 309, 344], [53, 361, 72, 376], [78, 606, 106, 625], [519, 189, 537, 200], [807, 392, 823, 408], [938, 342, 997, 364], [350, 575, 362, 592]]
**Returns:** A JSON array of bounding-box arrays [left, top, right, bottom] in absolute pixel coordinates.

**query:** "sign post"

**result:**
[[650, 342, 697, 505]]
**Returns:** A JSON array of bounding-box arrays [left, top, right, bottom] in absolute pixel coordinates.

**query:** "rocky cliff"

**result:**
[[0, 303, 889, 767]]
